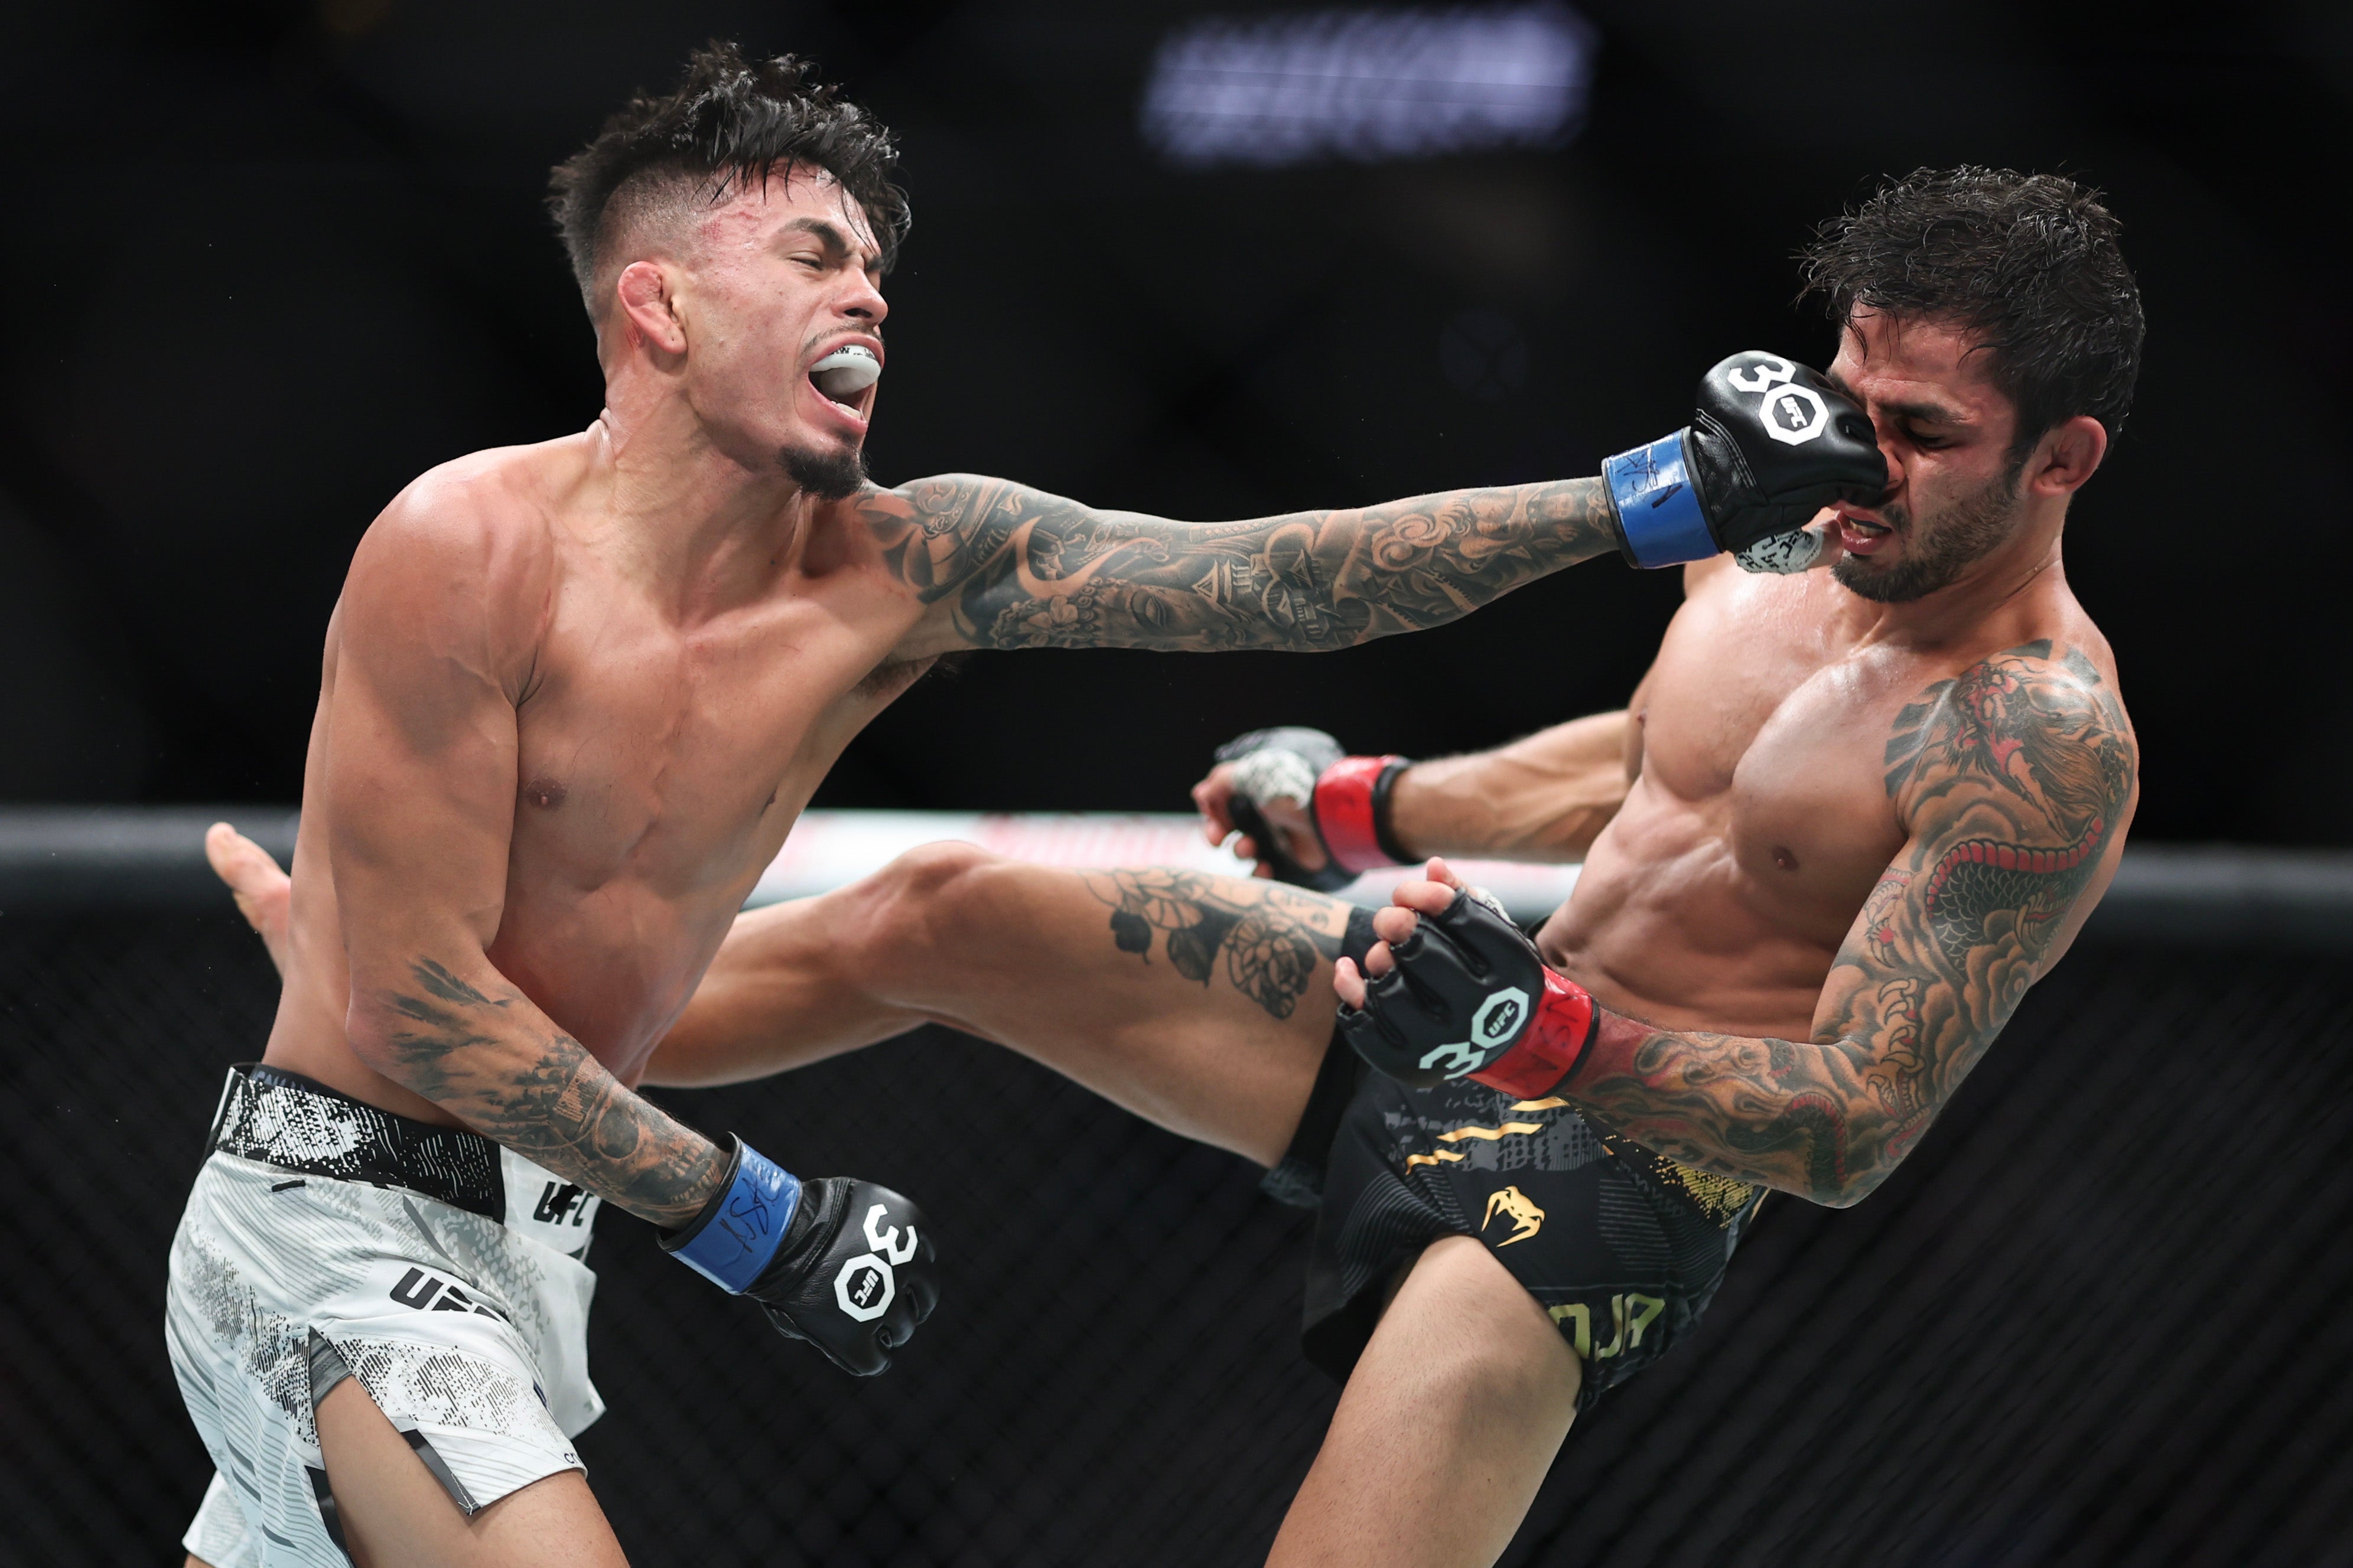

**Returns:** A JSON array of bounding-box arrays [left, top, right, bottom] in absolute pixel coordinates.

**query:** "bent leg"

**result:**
[[314, 1378, 626, 1567], [1271, 1235, 1581, 1568], [655, 846, 1356, 1167]]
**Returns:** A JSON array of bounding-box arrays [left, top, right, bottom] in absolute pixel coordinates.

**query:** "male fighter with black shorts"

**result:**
[[215, 167, 2142, 1564], [172, 42, 1880, 1568]]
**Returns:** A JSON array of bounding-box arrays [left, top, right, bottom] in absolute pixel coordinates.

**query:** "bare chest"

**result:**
[[508, 571, 922, 899], [1628, 588, 1920, 914]]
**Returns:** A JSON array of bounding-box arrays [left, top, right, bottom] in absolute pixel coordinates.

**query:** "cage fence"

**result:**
[[2, 821, 2349, 1566]]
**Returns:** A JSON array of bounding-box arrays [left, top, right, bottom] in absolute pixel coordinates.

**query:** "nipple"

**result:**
[[524, 777, 568, 810], [1772, 846, 1798, 872]]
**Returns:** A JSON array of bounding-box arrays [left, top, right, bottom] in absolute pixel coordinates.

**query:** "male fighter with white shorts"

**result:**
[[173, 41, 1882, 1568], [214, 165, 2141, 1563]]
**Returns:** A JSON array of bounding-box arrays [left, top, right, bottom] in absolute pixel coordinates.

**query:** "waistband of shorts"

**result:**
[[209, 1062, 509, 1224]]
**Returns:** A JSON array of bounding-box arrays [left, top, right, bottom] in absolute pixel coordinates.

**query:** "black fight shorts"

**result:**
[[1264, 911, 1765, 1409]]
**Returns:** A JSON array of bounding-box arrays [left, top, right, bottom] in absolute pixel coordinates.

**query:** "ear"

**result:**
[[2025, 414, 2107, 498], [614, 260, 688, 357]]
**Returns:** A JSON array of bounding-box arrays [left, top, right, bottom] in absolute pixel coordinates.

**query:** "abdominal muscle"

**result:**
[[259, 830, 749, 1127], [1536, 787, 1840, 1044]]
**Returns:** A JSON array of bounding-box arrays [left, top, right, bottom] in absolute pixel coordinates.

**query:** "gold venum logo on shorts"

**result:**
[[1550, 1293, 1664, 1361], [1481, 1184, 1545, 1246]]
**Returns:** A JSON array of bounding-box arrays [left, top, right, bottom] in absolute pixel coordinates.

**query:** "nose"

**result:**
[[838, 270, 888, 328], [1865, 415, 1903, 501]]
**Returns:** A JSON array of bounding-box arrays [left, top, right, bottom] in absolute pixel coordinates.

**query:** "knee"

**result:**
[[1391, 1238, 1581, 1414], [839, 841, 1008, 978]]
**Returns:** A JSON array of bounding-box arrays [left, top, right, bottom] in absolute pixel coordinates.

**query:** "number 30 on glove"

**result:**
[[1605, 350, 1885, 574], [660, 1137, 939, 1376], [1338, 887, 1600, 1098]]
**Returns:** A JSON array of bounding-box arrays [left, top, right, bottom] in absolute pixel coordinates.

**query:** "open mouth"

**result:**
[[809, 344, 881, 422], [1834, 506, 1896, 555]]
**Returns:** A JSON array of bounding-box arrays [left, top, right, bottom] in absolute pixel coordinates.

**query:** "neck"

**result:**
[[580, 370, 823, 616], [1837, 500, 2070, 653]]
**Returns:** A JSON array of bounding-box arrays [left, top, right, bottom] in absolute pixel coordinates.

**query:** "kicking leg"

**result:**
[[1270, 1236, 1581, 1568], [655, 845, 1357, 1167], [212, 826, 1352, 1165], [313, 1378, 627, 1567]]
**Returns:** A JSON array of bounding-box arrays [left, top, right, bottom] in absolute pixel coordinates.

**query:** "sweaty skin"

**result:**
[[1339, 311, 2138, 1206], [263, 164, 1628, 1235], [210, 302, 2133, 1568]]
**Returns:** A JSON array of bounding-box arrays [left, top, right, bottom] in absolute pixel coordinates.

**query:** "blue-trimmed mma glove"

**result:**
[[661, 1137, 938, 1375], [1337, 886, 1600, 1098], [1604, 351, 1885, 575], [1213, 727, 1410, 894]]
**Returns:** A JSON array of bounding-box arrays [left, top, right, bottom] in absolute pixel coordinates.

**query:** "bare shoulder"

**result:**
[[1882, 622, 2137, 849], [340, 436, 584, 677]]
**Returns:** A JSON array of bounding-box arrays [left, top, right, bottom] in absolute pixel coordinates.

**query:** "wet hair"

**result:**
[[1799, 167, 2143, 459], [547, 42, 910, 311]]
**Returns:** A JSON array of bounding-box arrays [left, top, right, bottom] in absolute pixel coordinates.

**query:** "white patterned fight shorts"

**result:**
[[167, 1064, 607, 1567]]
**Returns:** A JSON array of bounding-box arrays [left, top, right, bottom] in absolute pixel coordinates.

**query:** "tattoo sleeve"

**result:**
[[1082, 869, 1350, 1020], [1564, 641, 2137, 1205], [371, 958, 727, 1228], [861, 474, 1622, 652]]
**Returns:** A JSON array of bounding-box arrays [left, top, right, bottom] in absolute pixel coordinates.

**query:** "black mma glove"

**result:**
[[660, 1137, 938, 1376], [1213, 726, 1410, 892], [1604, 351, 1886, 574], [1338, 886, 1599, 1097]]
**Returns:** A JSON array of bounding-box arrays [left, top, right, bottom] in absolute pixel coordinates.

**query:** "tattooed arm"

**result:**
[[1560, 642, 2137, 1205], [321, 494, 725, 1227], [865, 474, 1623, 659]]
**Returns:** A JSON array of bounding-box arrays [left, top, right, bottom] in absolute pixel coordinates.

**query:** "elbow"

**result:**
[[341, 1001, 415, 1083], [1815, 1158, 1897, 1210]]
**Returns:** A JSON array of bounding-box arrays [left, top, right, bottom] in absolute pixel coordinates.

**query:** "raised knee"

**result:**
[[849, 841, 1007, 968]]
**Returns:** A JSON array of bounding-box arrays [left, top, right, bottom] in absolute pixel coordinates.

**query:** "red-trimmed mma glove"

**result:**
[[1213, 726, 1409, 894], [660, 1137, 938, 1376], [1337, 886, 1598, 1097], [1603, 351, 1885, 575]]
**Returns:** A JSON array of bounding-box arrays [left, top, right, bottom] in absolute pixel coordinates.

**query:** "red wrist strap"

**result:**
[[1313, 755, 1405, 875], [1469, 970, 1597, 1100]]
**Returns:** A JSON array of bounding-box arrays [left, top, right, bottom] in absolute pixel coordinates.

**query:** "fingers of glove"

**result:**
[[1336, 1002, 1416, 1075], [786, 1311, 889, 1378], [1430, 888, 1540, 974], [1227, 793, 1352, 892], [1332, 954, 1368, 1008], [1374, 922, 1488, 1019], [1192, 766, 1241, 845]]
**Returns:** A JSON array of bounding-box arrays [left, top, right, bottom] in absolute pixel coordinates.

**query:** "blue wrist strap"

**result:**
[[668, 1140, 802, 1294], [1602, 431, 1716, 569]]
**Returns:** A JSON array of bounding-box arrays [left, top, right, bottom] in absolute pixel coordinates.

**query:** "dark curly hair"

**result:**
[[1799, 167, 2144, 459], [548, 43, 910, 309]]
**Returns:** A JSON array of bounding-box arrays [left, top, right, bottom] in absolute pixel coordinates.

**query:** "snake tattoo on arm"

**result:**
[[1566, 642, 2138, 1205], [856, 474, 1623, 651]]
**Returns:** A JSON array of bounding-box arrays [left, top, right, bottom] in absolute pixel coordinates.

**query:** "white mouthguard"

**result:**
[[811, 345, 881, 397]]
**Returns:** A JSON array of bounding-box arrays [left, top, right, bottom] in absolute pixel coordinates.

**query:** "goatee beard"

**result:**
[[1833, 461, 2023, 604], [781, 442, 870, 501]]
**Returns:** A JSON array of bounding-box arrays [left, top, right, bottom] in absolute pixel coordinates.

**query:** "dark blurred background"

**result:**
[[5, 0, 2348, 839], [8, 7, 2353, 1566]]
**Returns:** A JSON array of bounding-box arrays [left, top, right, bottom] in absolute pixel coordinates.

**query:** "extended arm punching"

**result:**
[[871, 352, 1887, 663], [868, 475, 1623, 659], [1343, 643, 2137, 1206]]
